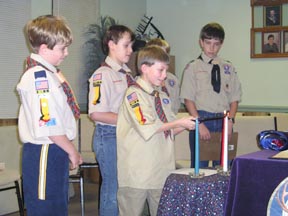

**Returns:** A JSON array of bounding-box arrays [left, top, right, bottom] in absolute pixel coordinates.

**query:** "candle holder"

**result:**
[[189, 171, 205, 178], [216, 166, 231, 176]]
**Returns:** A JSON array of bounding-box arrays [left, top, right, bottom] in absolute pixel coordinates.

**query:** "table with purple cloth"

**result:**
[[157, 171, 229, 216], [224, 149, 288, 216]]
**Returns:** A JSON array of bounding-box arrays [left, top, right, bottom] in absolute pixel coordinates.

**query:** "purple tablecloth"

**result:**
[[224, 150, 288, 216], [157, 172, 229, 216]]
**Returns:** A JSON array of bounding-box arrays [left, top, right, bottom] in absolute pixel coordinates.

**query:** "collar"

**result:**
[[105, 56, 132, 74], [136, 77, 157, 95], [199, 52, 220, 64], [30, 53, 57, 73]]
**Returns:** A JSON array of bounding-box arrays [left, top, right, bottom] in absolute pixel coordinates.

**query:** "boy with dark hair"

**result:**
[[17, 15, 82, 215], [117, 45, 195, 216], [88, 24, 135, 216], [180, 22, 242, 168]]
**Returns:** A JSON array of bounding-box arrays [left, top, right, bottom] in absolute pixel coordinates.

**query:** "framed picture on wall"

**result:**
[[264, 5, 281, 26], [251, 0, 282, 6], [262, 32, 281, 54], [284, 31, 288, 53]]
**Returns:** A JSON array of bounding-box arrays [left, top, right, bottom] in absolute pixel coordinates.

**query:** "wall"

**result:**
[[146, 0, 288, 110], [100, 0, 146, 31]]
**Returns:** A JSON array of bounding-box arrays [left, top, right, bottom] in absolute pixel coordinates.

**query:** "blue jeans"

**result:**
[[93, 124, 118, 216], [189, 110, 223, 168]]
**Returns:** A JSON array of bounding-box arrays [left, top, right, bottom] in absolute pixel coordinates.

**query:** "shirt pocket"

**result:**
[[195, 71, 210, 92], [222, 74, 232, 93]]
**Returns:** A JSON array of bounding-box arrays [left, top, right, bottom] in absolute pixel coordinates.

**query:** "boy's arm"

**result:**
[[89, 112, 118, 125], [228, 101, 238, 119], [184, 98, 211, 140], [156, 116, 195, 135], [184, 99, 198, 117], [49, 135, 82, 170]]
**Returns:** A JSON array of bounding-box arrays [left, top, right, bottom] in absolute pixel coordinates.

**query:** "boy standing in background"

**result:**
[[17, 15, 82, 216], [180, 22, 242, 168], [88, 25, 135, 216], [146, 38, 181, 114]]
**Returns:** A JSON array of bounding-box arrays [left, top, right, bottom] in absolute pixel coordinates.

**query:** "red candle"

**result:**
[[221, 111, 228, 172]]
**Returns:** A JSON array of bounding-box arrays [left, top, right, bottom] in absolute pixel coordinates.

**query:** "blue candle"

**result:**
[[195, 118, 199, 175]]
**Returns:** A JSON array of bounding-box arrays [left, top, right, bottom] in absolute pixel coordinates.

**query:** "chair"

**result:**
[[0, 169, 25, 216], [174, 129, 238, 169], [69, 116, 100, 216]]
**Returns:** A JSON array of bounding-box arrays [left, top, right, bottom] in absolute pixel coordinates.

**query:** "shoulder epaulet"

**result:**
[[183, 59, 195, 71]]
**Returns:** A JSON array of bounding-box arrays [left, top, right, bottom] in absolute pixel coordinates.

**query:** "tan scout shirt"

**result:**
[[180, 53, 242, 113], [17, 53, 76, 144], [164, 72, 181, 114], [117, 78, 176, 189], [88, 56, 132, 126]]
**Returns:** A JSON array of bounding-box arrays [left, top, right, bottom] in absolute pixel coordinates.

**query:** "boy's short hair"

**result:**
[[26, 15, 73, 53], [137, 45, 170, 74], [268, 34, 274, 40], [200, 22, 225, 43], [146, 38, 170, 54], [102, 25, 135, 55]]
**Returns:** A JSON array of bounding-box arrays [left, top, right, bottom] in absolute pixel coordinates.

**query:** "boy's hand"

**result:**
[[69, 152, 83, 170], [199, 124, 211, 140], [179, 116, 196, 130]]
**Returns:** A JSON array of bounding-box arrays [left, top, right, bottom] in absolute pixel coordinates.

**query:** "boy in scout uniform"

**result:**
[[146, 38, 181, 114], [117, 45, 195, 216], [17, 15, 82, 216], [88, 25, 135, 216], [180, 22, 242, 168]]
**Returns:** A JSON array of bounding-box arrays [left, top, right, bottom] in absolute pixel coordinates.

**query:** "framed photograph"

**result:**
[[264, 5, 281, 26], [284, 31, 288, 53], [252, 0, 283, 6], [262, 32, 281, 54]]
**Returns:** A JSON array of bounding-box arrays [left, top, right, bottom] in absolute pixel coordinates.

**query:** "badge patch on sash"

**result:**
[[224, 65, 231, 74], [127, 92, 146, 125], [92, 73, 102, 105]]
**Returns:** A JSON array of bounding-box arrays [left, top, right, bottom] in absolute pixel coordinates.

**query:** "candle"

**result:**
[[195, 118, 199, 175], [221, 111, 229, 172]]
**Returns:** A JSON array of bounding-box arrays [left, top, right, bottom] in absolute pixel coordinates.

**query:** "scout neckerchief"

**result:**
[[198, 55, 221, 93], [25, 56, 80, 119], [161, 84, 169, 97], [132, 82, 171, 139]]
